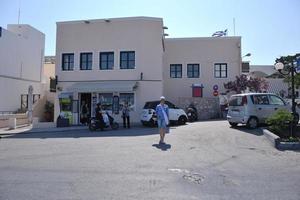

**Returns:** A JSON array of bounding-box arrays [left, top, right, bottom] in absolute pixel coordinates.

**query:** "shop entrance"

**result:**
[[79, 93, 91, 124]]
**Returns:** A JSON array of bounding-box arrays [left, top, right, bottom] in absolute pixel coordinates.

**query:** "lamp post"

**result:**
[[242, 53, 251, 58], [275, 54, 300, 137]]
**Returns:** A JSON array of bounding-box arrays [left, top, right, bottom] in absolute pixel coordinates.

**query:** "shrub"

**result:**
[[266, 109, 293, 138]]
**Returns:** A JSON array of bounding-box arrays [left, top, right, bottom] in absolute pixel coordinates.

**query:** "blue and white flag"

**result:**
[[212, 29, 227, 37]]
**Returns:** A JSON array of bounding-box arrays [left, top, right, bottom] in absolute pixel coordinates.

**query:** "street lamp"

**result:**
[[243, 53, 251, 58], [274, 55, 300, 137]]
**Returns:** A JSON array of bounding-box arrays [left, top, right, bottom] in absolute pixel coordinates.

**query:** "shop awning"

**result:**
[[65, 81, 138, 93]]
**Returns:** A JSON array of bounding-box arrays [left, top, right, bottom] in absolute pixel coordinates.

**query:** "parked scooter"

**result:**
[[186, 104, 198, 122], [89, 112, 119, 131]]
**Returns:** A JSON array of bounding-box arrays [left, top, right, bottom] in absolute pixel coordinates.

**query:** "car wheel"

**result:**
[[247, 117, 258, 129], [229, 122, 238, 127], [178, 116, 187, 125], [150, 118, 156, 127]]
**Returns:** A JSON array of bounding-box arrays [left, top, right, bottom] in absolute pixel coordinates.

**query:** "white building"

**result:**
[[55, 17, 241, 124], [0, 25, 45, 113]]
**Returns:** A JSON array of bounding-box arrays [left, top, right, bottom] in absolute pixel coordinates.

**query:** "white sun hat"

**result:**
[[160, 96, 166, 100]]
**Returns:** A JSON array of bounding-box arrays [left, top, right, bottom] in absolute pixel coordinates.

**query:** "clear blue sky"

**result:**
[[1, 0, 299, 65]]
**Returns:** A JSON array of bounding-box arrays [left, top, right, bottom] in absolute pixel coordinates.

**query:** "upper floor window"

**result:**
[[170, 64, 182, 78], [214, 63, 227, 78], [100, 52, 114, 70], [187, 64, 200, 78], [80, 52, 93, 70], [120, 51, 135, 69], [62, 53, 74, 71]]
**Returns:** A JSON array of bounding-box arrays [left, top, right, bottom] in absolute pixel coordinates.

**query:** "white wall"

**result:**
[[55, 17, 164, 123], [163, 37, 241, 104], [0, 25, 45, 112]]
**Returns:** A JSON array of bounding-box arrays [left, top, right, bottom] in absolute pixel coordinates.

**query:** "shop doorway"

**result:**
[[80, 93, 91, 124]]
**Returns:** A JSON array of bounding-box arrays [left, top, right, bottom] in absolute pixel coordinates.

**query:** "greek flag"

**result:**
[[212, 29, 227, 37]]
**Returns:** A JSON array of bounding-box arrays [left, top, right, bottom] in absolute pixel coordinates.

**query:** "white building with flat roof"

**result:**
[[0, 25, 45, 113], [55, 17, 241, 124]]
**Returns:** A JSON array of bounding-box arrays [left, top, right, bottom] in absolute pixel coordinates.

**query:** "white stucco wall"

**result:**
[[0, 25, 45, 112], [55, 17, 164, 123], [163, 37, 241, 104]]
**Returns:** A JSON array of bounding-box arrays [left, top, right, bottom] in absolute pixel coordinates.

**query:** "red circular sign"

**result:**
[[213, 91, 219, 96]]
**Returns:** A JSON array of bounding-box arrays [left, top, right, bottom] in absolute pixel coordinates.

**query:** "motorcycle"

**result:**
[[186, 104, 198, 122], [89, 112, 119, 131]]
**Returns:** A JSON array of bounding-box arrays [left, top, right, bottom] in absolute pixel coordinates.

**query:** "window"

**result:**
[[170, 64, 182, 78], [214, 63, 227, 78], [165, 101, 176, 109], [80, 52, 93, 70], [269, 95, 285, 105], [62, 53, 74, 71], [33, 94, 40, 104], [99, 93, 113, 110], [21, 94, 28, 109], [120, 51, 135, 69], [251, 95, 269, 105], [119, 93, 135, 110], [100, 52, 114, 70], [187, 64, 200, 78]]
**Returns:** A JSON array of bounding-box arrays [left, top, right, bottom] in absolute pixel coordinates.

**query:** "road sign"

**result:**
[[213, 85, 218, 91], [213, 91, 219, 96]]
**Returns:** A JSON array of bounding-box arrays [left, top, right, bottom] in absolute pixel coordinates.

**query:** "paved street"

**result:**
[[0, 121, 299, 200]]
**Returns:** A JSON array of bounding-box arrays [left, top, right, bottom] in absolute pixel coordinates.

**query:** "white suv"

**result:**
[[227, 93, 299, 129], [141, 101, 188, 126]]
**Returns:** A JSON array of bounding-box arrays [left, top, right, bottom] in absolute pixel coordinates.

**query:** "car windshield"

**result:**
[[143, 101, 159, 109]]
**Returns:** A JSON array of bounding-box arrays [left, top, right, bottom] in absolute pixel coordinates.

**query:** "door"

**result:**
[[165, 101, 177, 121], [268, 94, 288, 113], [80, 93, 91, 124], [251, 94, 272, 122]]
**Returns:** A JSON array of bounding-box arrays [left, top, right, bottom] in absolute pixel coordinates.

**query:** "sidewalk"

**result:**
[[0, 122, 145, 136]]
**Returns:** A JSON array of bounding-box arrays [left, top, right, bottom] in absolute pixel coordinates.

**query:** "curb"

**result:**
[[262, 128, 300, 150]]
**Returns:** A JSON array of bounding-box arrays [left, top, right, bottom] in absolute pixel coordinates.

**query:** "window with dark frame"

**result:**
[[187, 64, 200, 78], [21, 94, 28, 110], [170, 64, 182, 78], [214, 63, 227, 78], [100, 52, 114, 70], [62, 53, 74, 71], [80, 52, 93, 70], [120, 51, 135, 69]]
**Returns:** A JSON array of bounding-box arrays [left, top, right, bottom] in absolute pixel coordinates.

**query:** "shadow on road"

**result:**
[[4, 127, 159, 139], [152, 143, 172, 151], [229, 125, 264, 136]]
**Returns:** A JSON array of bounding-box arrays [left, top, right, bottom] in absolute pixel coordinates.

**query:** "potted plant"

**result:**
[[44, 101, 54, 122]]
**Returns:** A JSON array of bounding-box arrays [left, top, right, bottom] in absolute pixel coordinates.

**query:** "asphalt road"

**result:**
[[0, 121, 299, 200]]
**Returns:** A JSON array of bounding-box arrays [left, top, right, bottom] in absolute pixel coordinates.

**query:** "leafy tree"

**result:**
[[224, 74, 269, 94], [276, 54, 300, 88]]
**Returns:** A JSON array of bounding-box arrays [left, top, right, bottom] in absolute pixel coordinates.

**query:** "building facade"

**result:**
[[0, 25, 45, 113], [55, 17, 241, 124]]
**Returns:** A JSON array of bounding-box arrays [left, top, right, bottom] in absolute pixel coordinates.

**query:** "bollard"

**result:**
[[8, 118, 16, 129]]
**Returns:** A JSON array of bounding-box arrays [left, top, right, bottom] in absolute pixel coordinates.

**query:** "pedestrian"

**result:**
[[80, 101, 89, 125], [95, 103, 105, 130], [219, 93, 228, 119], [122, 102, 130, 128], [155, 96, 169, 144]]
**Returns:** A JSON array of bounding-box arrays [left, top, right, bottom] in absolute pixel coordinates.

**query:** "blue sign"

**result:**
[[296, 57, 300, 73], [213, 85, 218, 91]]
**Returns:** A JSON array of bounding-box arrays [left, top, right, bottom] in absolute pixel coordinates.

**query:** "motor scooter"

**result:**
[[89, 112, 119, 131]]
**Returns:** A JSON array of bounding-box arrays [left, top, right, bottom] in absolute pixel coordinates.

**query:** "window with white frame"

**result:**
[[214, 63, 227, 78], [187, 64, 200, 78]]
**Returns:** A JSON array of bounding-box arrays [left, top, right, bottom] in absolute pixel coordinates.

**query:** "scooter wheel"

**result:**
[[112, 122, 119, 130], [89, 124, 96, 131]]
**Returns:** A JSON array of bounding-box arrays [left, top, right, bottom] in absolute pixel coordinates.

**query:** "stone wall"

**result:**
[[178, 97, 220, 120]]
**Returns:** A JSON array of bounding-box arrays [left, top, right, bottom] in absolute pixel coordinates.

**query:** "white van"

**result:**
[[141, 101, 188, 126], [227, 93, 299, 129]]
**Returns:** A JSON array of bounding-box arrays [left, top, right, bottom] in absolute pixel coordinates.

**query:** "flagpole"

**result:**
[[233, 18, 236, 36], [18, 0, 21, 24]]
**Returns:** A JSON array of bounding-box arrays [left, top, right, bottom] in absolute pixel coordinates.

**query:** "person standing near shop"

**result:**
[[156, 96, 169, 144], [80, 101, 89, 125], [122, 102, 130, 128]]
